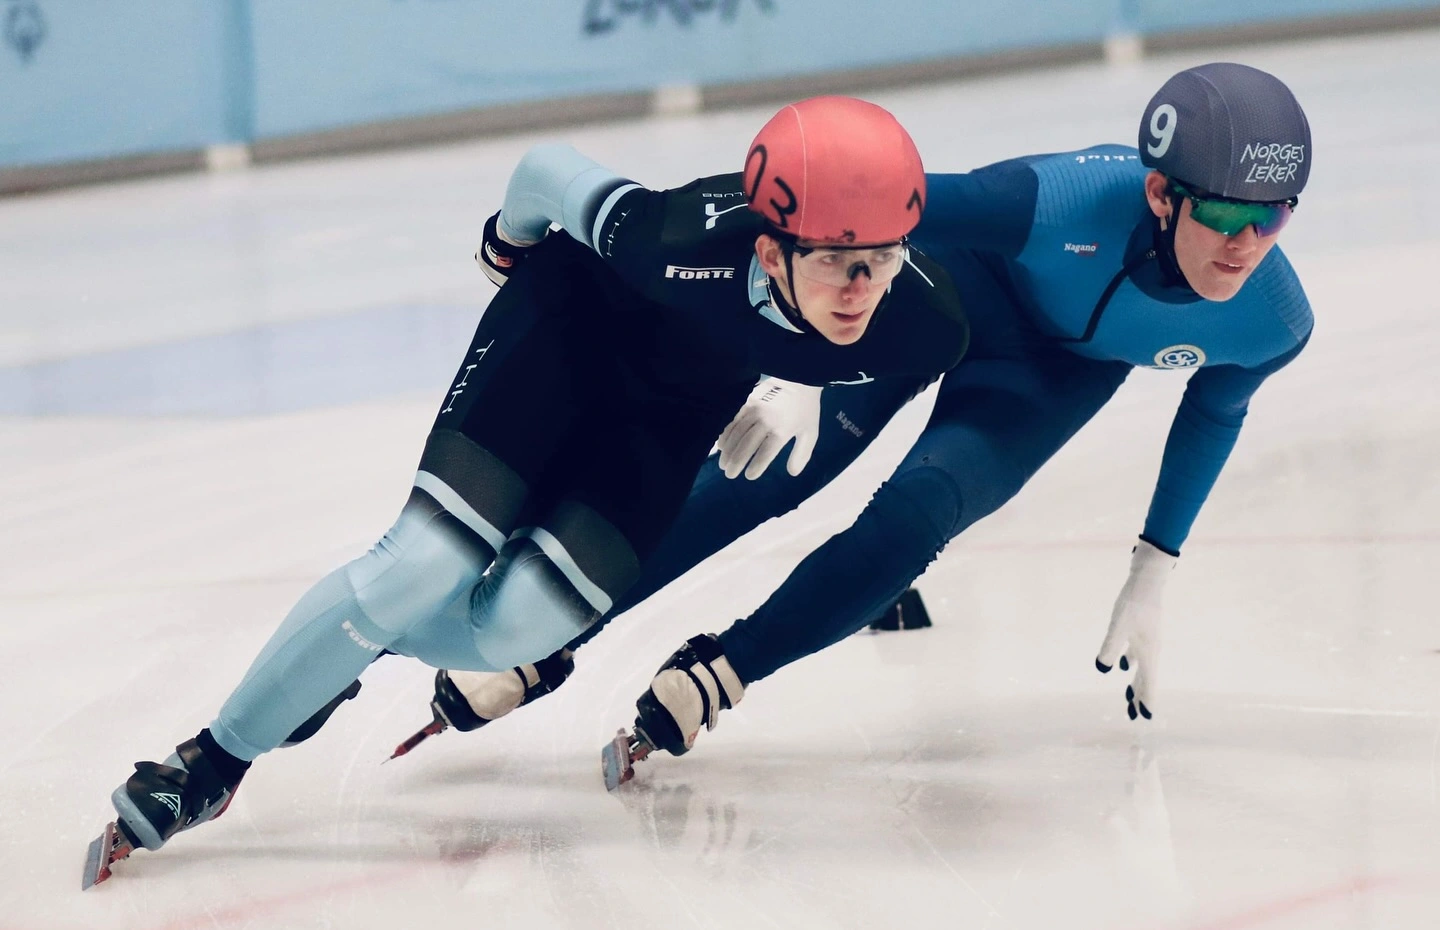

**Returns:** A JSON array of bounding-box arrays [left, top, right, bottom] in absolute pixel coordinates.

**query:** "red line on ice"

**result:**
[[1180, 873, 1414, 930], [145, 865, 426, 930], [118, 838, 517, 930], [971, 532, 1440, 552]]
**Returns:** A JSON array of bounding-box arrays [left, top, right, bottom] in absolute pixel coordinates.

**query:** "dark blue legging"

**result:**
[[573, 308, 1133, 685]]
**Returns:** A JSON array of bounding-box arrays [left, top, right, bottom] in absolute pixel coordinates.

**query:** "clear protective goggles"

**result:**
[[783, 238, 909, 288], [1171, 182, 1297, 238]]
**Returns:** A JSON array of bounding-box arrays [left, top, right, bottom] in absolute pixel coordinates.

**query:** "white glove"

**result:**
[[1095, 538, 1177, 720], [716, 378, 823, 480]]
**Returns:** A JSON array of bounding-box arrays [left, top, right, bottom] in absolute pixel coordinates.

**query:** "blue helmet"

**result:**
[[1139, 63, 1311, 202]]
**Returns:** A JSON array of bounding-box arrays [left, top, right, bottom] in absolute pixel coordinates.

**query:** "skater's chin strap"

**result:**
[[748, 252, 810, 334], [1153, 190, 1195, 291], [765, 275, 816, 334]]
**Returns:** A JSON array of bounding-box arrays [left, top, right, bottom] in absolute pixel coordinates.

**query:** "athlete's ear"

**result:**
[[1144, 171, 1172, 227], [754, 235, 786, 277]]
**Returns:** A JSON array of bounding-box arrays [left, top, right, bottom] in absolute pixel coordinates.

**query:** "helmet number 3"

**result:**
[[1147, 104, 1177, 158]]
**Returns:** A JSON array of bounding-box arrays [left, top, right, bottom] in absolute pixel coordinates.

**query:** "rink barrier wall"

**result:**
[[2, 2, 1439, 196]]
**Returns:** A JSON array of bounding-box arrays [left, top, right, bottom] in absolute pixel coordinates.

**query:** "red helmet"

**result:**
[[744, 96, 925, 245]]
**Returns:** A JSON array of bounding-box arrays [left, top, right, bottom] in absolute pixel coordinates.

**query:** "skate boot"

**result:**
[[83, 735, 247, 889], [602, 634, 744, 790], [868, 587, 932, 631], [389, 649, 575, 759]]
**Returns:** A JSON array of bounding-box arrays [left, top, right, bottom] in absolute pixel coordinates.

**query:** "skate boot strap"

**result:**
[[670, 635, 744, 728], [132, 760, 188, 787], [127, 758, 222, 820], [634, 634, 746, 755], [181, 737, 249, 794], [432, 669, 501, 732], [438, 650, 577, 731], [528, 649, 575, 698]]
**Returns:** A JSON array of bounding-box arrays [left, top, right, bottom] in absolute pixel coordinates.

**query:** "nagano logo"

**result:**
[[1154, 345, 1206, 368]]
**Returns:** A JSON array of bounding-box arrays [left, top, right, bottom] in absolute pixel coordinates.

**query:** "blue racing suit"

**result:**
[[580, 145, 1312, 685]]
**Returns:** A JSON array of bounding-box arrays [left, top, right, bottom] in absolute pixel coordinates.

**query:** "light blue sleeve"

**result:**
[[1140, 336, 1308, 555], [498, 143, 641, 251]]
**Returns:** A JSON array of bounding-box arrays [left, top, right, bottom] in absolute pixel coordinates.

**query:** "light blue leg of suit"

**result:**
[[209, 489, 495, 761], [394, 497, 637, 671]]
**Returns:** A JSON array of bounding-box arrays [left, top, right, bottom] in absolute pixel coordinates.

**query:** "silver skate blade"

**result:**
[[82, 821, 132, 890], [600, 730, 632, 791], [600, 728, 653, 791]]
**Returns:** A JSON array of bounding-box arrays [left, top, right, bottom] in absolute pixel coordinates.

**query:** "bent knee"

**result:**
[[873, 465, 967, 543], [879, 455, 1027, 543], [470, 541, 601, 669], [346, 504, 493, 638]]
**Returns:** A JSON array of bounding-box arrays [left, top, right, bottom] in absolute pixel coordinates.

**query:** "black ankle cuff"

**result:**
[[196, 729, 251, 782]]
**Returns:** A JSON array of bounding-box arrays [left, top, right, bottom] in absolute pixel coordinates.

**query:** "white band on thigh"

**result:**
[[414, 470, 508, 552], [518, 526, 613, 615]]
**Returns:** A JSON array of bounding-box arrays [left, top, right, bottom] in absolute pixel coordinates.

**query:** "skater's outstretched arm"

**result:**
[[1096, 332, 1310, 720], [1094, 227, 1314, 720], [1140, 335, 1310, 555], [717, 349, 1131, 686]]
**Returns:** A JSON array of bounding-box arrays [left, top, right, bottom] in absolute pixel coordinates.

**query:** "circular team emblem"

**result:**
[[1154, 345, 1206, 369]]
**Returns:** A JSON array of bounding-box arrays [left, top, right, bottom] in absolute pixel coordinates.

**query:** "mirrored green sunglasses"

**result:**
[[1170, 182, 1297, 237]]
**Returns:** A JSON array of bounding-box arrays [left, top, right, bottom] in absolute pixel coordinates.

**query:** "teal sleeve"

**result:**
[[1141, 336, 1307, 554]]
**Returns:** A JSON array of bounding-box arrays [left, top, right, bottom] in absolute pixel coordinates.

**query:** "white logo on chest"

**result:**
[[1153, 345, 1206, 369], [704, 202, 748, 229], [665, 265, 735, 280]]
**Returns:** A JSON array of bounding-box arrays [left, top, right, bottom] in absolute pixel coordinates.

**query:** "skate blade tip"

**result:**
[[385, 724, 438, 763], [81, 845, 108, 890], [82, 823, 127, 890], [601, 729, 641, 792], [600, 749, 629, 791]]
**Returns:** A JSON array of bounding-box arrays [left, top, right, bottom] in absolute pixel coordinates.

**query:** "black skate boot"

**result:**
[[868, 587, 932, 631], [389, 649, 575, 759], [602, 634, 745, 790], [83, 735, 247, 889]]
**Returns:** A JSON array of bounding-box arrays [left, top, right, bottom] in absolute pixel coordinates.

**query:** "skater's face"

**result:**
[[755, 234, 894, 345], [1146, 171, 1285, 302]]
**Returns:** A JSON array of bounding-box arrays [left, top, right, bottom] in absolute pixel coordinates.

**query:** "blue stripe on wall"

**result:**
[[4, 0, 1438, 168], [0, 304, 480, 416]]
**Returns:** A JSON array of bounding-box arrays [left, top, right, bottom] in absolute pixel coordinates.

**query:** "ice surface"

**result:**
[[1, 28, 1437, 930]]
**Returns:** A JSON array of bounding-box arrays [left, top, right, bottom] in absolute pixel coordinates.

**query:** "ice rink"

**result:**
[[2, 27, 1438, 930]]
